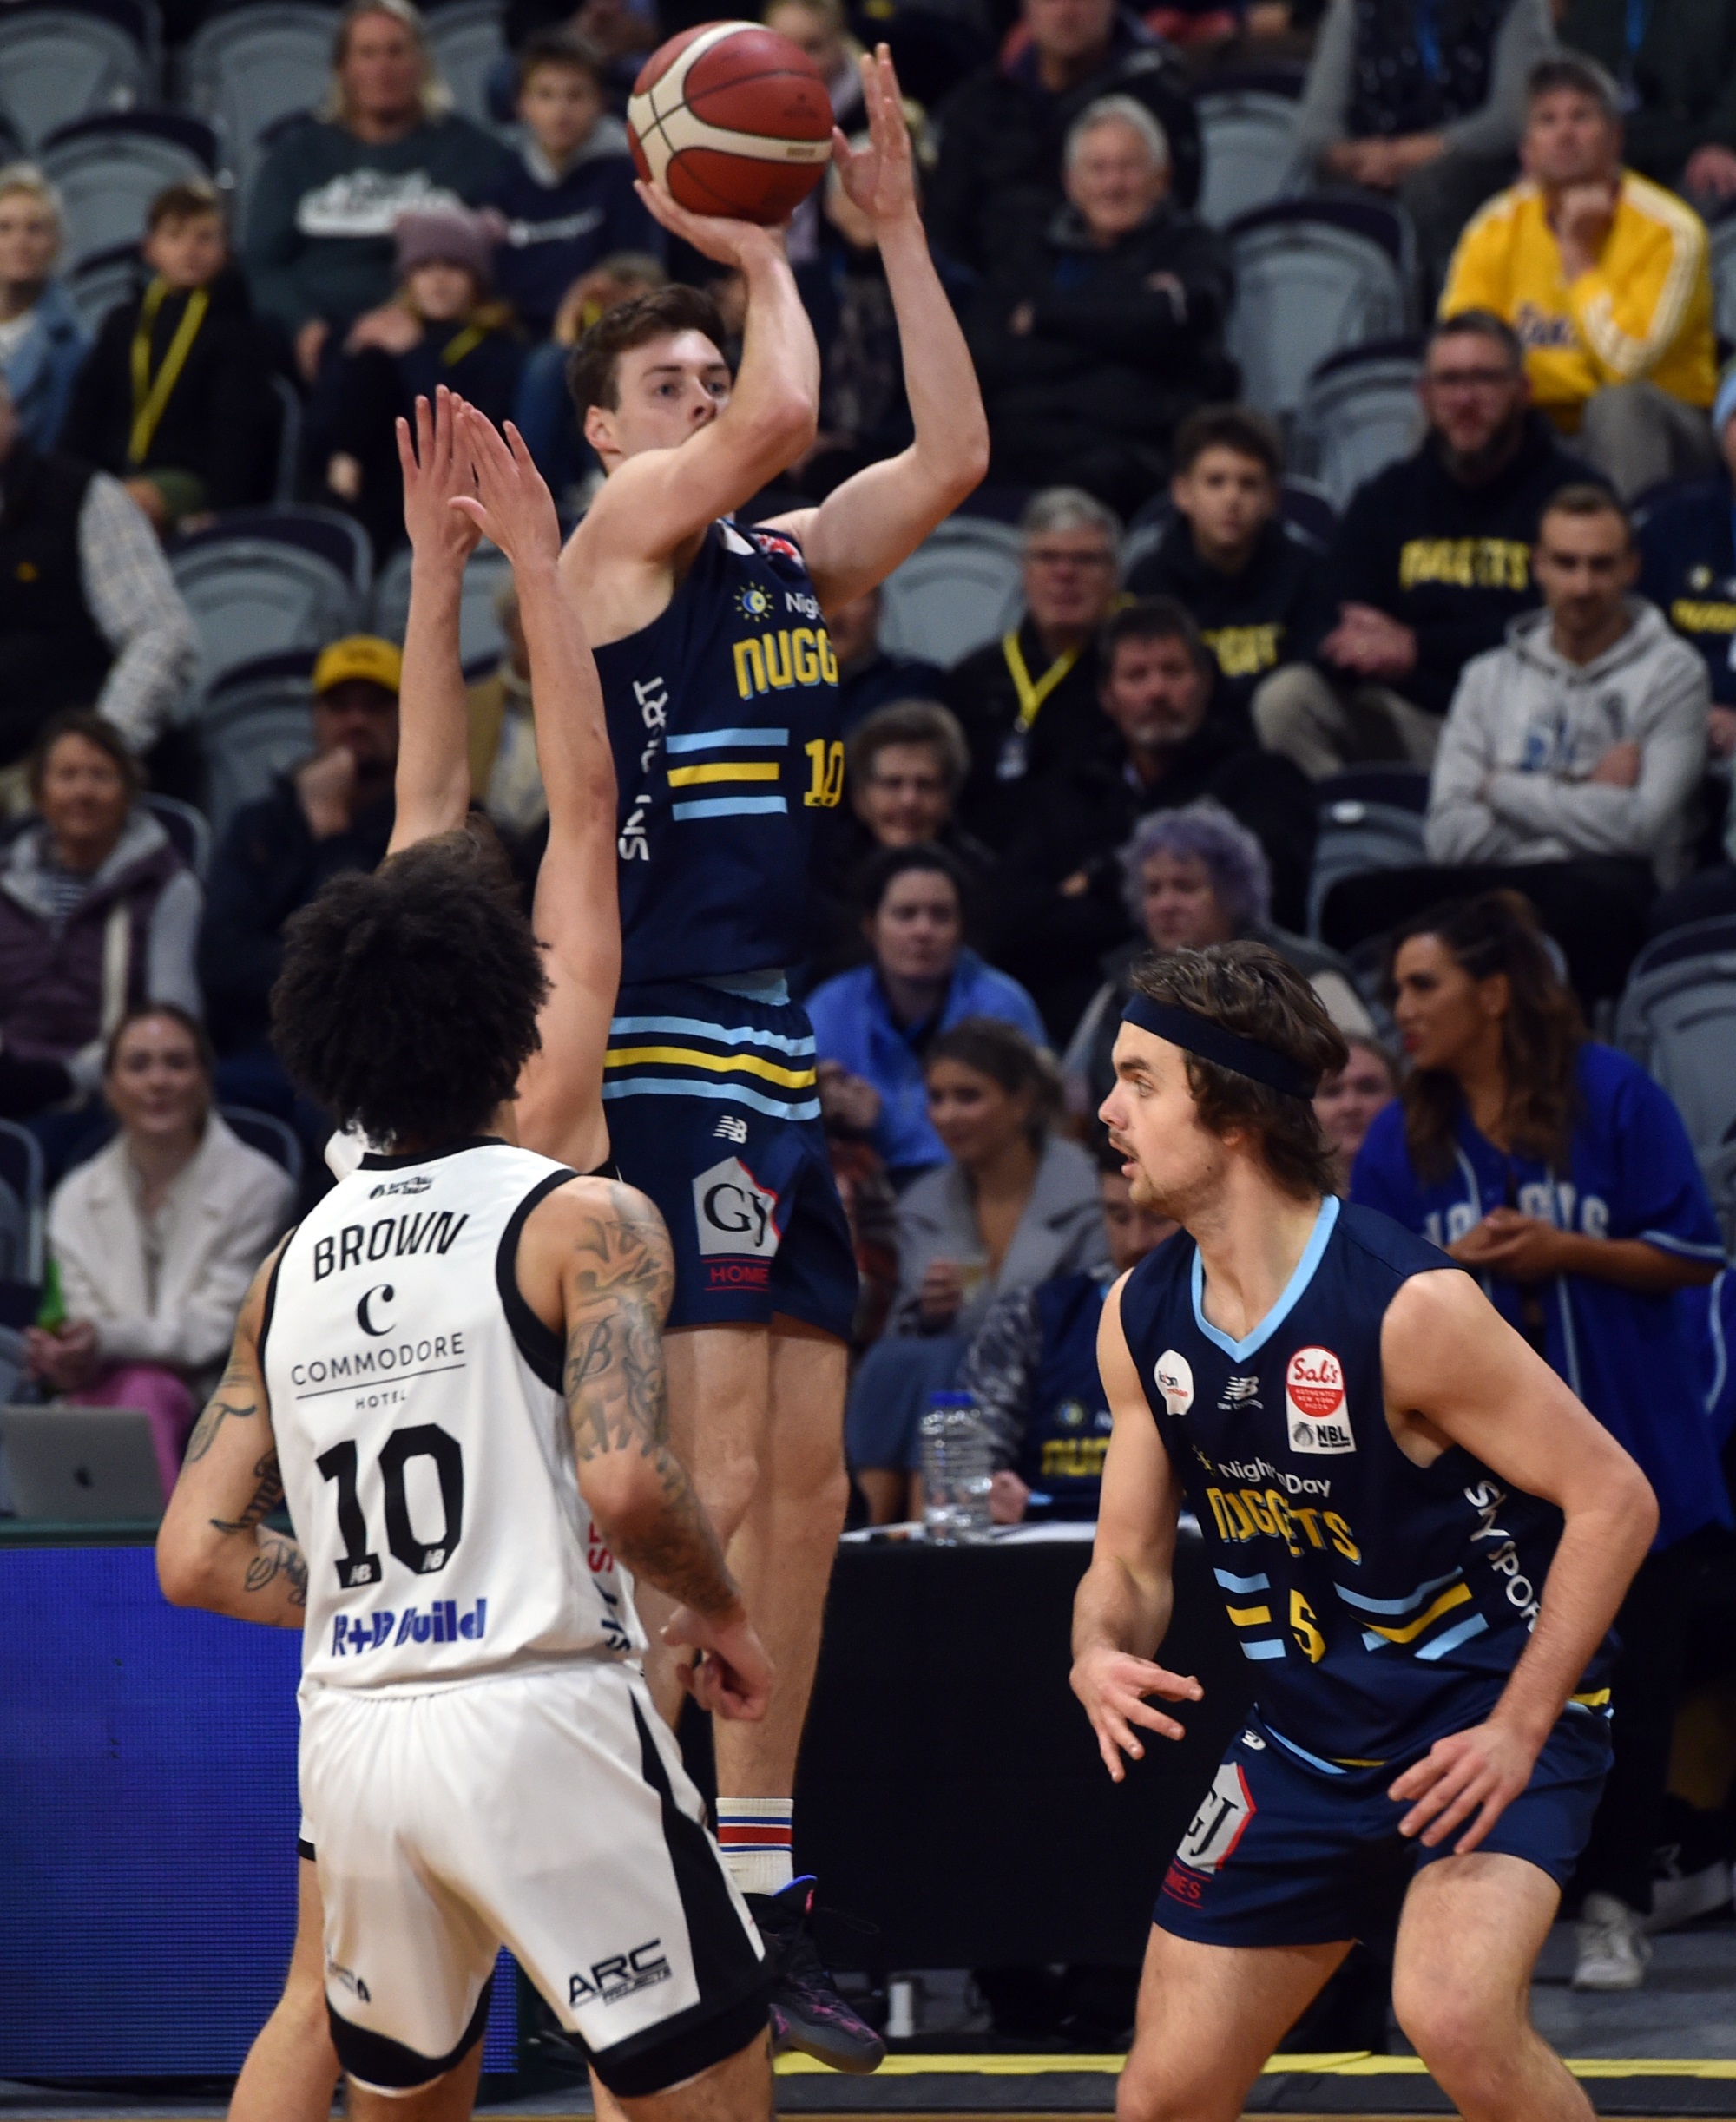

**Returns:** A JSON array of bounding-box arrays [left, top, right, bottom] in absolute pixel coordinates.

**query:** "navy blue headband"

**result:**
[[1121, 993, 1320, 1100]]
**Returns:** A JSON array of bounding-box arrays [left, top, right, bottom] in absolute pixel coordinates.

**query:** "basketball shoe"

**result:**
[[746, 1877, 886, 2073]]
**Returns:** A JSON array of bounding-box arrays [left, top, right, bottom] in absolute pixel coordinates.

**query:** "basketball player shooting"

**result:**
[[157, 834, 779, 2121], [559, 43, 987, 2067], [1075, 943, 1655, 2122]]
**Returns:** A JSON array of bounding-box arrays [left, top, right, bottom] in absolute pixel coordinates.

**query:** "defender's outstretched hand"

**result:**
[[397, 386, 481, 566], [450, 405, 562, 568], [634, 177, 790, 269], [832, 45, 917, 229]]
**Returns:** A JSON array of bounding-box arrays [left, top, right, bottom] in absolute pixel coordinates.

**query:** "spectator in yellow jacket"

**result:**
[[1442, 54, 1717, 500]]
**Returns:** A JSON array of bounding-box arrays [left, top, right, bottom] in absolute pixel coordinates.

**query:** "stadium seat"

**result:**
[[877, 516, 1025, 667], [41, 110, 220, 265], [1614, 915, 1736, 1158], [268, 372, 303, 506], [169, 507, 372, 708], [1292, 338, 1424, 509], [1709, 203, 1736, 345], [143, 793, 212, 880], [0, 0, 156, 154], [1306, 765, 1430, 937], [371, 543, 512, 668], [64, 242, 143, 338], [1192, 67, 1303, 231], [220, 1105, 304, 1185], [179, 3, 335, 214], [425, 0, 507, 128], [1226, 199, 1414, 422], [1701, 1137, 1736, 1256], [198, 648, 319, 839]]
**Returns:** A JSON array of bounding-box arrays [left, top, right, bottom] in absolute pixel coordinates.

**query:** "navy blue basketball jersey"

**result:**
[[1119, 1196, 1611, 1771], [595, 520, 843, 984]]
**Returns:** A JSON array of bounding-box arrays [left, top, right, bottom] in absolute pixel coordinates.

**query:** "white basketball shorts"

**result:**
[[299, 1659, 768, 2095]]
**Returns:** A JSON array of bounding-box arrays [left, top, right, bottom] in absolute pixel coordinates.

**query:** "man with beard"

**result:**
[[1253, 311, 1601, 779]]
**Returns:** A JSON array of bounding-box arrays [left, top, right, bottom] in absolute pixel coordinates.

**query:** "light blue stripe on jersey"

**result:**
[[1262, 1722, 1349, 1775], [1213, 1568, 1272, 1593], [665, 728, 790, 752], [1415, 1612, 1490, 1661], [608, 1014, 816, 1057], [1333, 1569, 1463, 1616], [1240, 1639, 1286, 1660], [1192, 1194, 1339, 1362], [673, 796, 789, 820], [602, 1075, 821, 1122]]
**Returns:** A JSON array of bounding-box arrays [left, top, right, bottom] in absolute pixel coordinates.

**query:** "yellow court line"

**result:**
[[602, 1044, 817, 1089], [772, 2051, 1736, 2080], [667, 761, 781, 785]]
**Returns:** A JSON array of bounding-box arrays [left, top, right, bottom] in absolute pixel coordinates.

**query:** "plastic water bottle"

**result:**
[[919, 1393, 993, 1545]]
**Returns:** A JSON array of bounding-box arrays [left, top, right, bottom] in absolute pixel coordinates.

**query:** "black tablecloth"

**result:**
[[789, 1532, 1251, 1973]]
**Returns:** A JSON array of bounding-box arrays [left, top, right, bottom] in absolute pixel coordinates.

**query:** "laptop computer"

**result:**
[[1, 1405, 166, 1523]]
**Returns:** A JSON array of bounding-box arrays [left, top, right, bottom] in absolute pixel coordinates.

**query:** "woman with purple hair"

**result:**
[[1061, 798, 1374, 1119]]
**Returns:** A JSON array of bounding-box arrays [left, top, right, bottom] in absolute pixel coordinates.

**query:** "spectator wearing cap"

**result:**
[[992, 599, 1316, 1038], [199, 636, 401, 1080], [946, 487, 1122, 851], [1294, 0, 1555, 295], [0, 165, 86, 454], [307, 203, 523, 558], [245, 0, 511, 384], [1254, 310, 1601, 778], [926, 0, 1200, 278], [964, 96, 1233, 519], [1442, 55, 1718, 499], [481, 31, 660, 342], [1557, 0, 1736, 214], [1124, 406, 1329, 726], [59, 181, 279, 536], [0, 374, 196, 798]]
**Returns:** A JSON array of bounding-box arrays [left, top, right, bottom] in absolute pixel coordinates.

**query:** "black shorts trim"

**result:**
[[296, 1836, 317, 1862], [329, 1974, 494, 2090], [577, 1700, 770, 2095]]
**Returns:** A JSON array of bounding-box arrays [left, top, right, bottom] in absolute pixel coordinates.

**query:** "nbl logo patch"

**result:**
[[1285, 1346, 1354, 1455]]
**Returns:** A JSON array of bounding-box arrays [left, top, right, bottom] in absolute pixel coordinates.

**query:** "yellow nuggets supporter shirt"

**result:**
[[1442, 171, 1715, 427]]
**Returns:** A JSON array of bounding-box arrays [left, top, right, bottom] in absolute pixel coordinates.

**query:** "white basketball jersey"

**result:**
[[263, 1140, 644, 1692]]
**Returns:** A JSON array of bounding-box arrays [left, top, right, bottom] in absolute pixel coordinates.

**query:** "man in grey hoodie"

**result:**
[[1323, 483, 1709, 1001]]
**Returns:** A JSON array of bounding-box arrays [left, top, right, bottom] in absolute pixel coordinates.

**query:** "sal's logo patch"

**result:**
[[1154, 1349, 1194, 1417], [1285, 1346, 1353, 1455]]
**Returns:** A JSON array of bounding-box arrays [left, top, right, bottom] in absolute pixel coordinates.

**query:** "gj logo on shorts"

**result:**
[[1285, 1346, 1354, 1455], [693, 1155, 781, 1291], [1174, 1761, 1255, 1876]]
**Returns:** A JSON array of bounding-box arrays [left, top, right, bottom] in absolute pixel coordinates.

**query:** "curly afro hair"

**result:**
[[272, 830, 549, 1148]]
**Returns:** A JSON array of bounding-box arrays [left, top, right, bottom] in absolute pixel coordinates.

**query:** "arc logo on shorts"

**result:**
[[1285, 1346, 1354, 1455], [1155, 1349, 1194, 1416], [694, 1154, 781, 1291]]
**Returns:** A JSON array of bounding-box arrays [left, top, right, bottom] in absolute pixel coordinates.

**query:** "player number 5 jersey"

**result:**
[[262, 1140, 643, 1692]]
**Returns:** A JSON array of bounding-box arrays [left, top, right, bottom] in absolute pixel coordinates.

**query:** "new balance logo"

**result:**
[[1220, 1376, 1262, 1409], [713, 1114, 748, 1144]]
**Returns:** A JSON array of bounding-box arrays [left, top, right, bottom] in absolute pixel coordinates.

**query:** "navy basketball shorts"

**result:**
[[1155, 1707, 1613, 1948], [602, 978, 858, 1339]]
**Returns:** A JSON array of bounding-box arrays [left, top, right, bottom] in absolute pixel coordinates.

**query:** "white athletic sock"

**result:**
[[715, 1797, 794, 1895]]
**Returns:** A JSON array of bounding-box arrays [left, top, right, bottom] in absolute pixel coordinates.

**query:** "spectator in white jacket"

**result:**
[[1323, 483, 1708, 1004], [27, 1004, 296, 1498]]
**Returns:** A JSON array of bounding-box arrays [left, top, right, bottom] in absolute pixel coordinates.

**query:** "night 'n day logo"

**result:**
[[734, 584, 773, 623]]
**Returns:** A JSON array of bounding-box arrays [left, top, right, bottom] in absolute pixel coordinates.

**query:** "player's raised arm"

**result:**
[[761, 47, 990, 608], [1070, 1275, 1201, 1783], [563, 201, 819, 575], [451, 405, 616, 1173], [523, 1178, 774, 1718], [1380, 1266, 1657, 1855], [155, 1247, 306, 1627], [388, 387, 483, 854]]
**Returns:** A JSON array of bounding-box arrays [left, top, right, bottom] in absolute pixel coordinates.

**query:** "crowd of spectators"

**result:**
[[4, 0, 1736, 2000]]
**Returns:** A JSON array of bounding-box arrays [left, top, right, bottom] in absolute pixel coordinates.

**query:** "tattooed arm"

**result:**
[[156, 1245, 308, 1628], [518, 1177, 773, 1718]]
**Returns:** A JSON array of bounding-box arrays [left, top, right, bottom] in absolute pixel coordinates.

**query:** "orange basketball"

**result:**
[[628, 22, 835, 225]]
